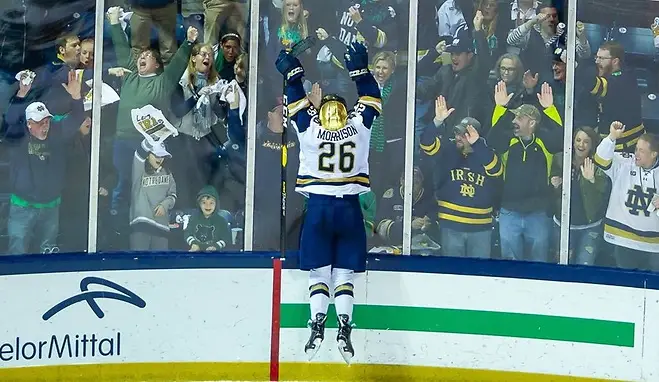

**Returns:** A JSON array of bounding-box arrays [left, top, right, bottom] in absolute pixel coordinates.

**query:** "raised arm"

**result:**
[[107, 7, 137, 72], [57, 70, 87, 142], [163, 27, 197, 85], [594, 121, 629, 179], [350, 4, 397, 50], [462, 123, 504, 178], [487, 81, 516, 154], [345, 42, 381, 129], [420, 96, 454, 156], [532, 82, 564, 153], [275, 50, 315, 133], [1, 73, 38, 141]]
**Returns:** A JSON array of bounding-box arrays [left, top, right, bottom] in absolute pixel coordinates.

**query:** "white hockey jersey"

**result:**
[[288, 96, 382, 197], [594, 137, 659, 253]]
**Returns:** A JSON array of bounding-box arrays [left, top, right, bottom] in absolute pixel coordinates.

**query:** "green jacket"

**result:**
[[550, 154, 608, 225], [110, 24, 193, 139]]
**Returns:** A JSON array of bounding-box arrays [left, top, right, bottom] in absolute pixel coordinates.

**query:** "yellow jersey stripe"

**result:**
[[593, 153, 612, 170], [288, 98, 310, 117], [605, 224, 659, 244], [438, 213, 493, 225], [375, 29, 387, 48], [590, 77, 601, 95], [296, 176, 370, 184], [420, 137, 441, 156], [438, 201, 493, 215], [358, 96, 383, 114], [484, 155, 498, 171], [600, 77, 608, 97]]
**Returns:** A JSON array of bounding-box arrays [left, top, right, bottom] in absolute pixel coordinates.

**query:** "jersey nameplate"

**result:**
[[317, 125, 358, 142]]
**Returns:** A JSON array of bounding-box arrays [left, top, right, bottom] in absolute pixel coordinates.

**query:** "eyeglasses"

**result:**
[[500, 66, 516, 72], [197, 51, 213, 58]]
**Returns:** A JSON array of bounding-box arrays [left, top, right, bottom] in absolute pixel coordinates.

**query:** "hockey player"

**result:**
[[594, 121, 659, 270], [275, 41, 381, 364]]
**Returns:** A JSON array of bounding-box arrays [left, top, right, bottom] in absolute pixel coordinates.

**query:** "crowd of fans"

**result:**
[[0, 0, 658, 272]]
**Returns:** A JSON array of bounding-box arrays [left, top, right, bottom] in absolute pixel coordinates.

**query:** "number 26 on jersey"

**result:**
[[318, 141, 356, 173]]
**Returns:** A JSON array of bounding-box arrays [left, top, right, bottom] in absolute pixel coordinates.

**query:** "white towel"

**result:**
[[106, 7, 133, 32], [196, 79, 248, 125], [15, 70, 36, 86]]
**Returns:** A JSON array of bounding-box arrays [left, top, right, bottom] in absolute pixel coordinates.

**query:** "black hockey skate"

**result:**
[[336, 314, 355, 365], [304, 313, 326, 361]]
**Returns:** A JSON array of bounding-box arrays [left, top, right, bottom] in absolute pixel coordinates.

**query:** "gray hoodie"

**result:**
[[130, 140, 177, 231]]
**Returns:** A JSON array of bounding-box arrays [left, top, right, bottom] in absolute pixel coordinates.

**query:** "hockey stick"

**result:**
[[280, 36, 317, 257]]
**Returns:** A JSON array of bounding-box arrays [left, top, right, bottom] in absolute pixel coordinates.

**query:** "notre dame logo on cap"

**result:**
[[37, 106, 45, 112]]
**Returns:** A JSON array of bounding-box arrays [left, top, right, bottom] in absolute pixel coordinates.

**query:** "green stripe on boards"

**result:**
[[280, 304, 635, 347]]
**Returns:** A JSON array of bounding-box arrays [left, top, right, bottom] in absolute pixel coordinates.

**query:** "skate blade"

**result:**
[[305, 338, 323, 361], [337, 340, 353, 365]]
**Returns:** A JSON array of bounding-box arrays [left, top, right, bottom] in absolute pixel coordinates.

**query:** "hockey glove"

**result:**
[[275, 50, 305, 82], [344, 42, 369, 80]]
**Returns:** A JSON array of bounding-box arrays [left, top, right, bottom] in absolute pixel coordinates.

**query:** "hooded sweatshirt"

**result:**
[[184, 185, 232, 250], [130, 140, 177, 232]]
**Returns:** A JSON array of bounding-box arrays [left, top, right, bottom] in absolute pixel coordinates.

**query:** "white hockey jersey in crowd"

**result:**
[[289, 97, 381, 197], [594, 137, 659, 253]]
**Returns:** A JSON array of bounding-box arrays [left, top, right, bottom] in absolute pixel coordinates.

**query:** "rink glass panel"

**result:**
[[252, 0, 411, 254], [566, 0, 659, 269], [97, 1, 249, 252], [0, 0, 97, 255], [410, 0, 571, 261]]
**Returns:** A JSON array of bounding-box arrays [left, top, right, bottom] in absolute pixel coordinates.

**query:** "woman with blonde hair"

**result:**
[[368, 50, 406, 199], [267, 0, 310, 66], [277, 0, 308, 49], [265, 0, 314, 100], [168, 42, 227, 213]]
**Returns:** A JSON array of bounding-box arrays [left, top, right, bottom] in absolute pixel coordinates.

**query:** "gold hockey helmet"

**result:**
[[319, 94, 348, 131]]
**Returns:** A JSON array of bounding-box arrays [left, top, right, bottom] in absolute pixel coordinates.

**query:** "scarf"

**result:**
[[191, 72, 212, 139], [370, 80, 392, 152], [278, 25, 302, 48]]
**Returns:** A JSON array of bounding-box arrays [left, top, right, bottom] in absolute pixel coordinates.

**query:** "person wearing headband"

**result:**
[[214, 31, 242, 80]]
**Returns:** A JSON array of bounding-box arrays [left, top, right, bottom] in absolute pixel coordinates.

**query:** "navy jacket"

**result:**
[[4, 95, 85, 203]]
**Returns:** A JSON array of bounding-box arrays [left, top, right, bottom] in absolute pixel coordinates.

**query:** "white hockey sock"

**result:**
[[308, 265, 332, 320], [332, 268, 355, 322]]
